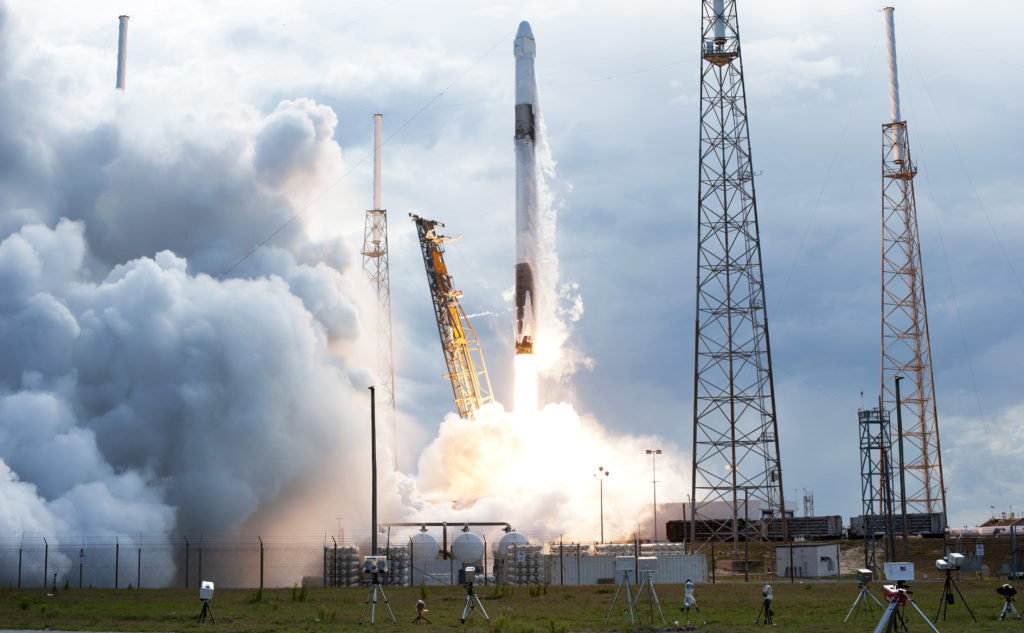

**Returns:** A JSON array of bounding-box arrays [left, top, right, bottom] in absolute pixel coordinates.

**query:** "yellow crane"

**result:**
[[410, 214, 494, 420]]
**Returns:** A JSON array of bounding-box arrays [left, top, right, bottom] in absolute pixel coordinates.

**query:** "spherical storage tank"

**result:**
[[492, 531, 529, 555], [451, 532, 484, 565], [410, 532, 440, 562]]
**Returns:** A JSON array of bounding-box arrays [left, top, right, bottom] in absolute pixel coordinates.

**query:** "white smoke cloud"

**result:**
[[406, 402, 688, 542]]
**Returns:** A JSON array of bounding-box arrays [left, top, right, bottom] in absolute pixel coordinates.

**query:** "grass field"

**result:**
[[0, 578, 1017, 632]]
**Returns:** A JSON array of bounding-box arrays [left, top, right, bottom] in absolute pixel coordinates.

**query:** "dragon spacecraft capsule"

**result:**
[[513, 20, 538, 356]]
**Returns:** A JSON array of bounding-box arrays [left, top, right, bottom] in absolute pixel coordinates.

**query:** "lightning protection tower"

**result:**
[[410, 214, 494, 420], [879, 8, 946, 521], [362, 114, 397, 468], [690, 0, 787, 553]]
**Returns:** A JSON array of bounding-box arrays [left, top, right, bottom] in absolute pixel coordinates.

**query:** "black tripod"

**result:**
[[196, 599, 214, 623], [755, 599, 773, 625], [359, 572, 396, 624], [935, 569, 976, 622], [1001, 596, 1022, 621], [460, 583, 489, 624], [412, 599, 431, 624]]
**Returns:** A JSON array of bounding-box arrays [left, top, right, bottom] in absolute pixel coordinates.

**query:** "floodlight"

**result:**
[[199, 580, 214, 601]]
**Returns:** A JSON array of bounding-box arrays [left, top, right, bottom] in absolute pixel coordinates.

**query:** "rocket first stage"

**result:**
[[513, 21, 538, 356]]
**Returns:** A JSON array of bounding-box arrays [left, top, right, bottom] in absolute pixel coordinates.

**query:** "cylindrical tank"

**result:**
[[492, 531, 530, 555], [410, 532, 440, 562], [451, 532, 484, 565]]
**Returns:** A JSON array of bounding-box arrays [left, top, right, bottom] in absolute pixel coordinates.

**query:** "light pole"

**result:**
[[646, 449, 661, 542], [595, 467, 609, 543]]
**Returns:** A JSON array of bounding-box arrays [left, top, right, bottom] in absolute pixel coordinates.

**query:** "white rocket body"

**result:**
[[513, 21, 538, 356]]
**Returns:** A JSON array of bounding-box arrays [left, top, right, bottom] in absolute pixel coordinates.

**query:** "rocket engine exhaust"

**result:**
[[513, 20, 538, 357]]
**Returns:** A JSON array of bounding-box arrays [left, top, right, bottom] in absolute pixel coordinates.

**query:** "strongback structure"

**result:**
[[361, 114, 397, 467], [691, 0, 786, 552], [879, 8, 946, 520], [410, 214, 494, 420], [858, 404, 897, 570]]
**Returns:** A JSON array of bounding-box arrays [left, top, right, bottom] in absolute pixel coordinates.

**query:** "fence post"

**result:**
[[259, 536, 264, 590], [184, 538, 189, 590], [43, 538, 48, 588]]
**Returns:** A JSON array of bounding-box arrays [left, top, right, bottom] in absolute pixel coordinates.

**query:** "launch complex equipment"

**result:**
[[845, 569, 885, 622], [997, 584, 1021, 621], [631, 557, 666, 626], [196, 581, 214, 624], [361, 114, 397, 466], [410, 214, 494, 420], [859, 404, 899, 569], [879, 7, 946, 522], [934, 553, 975, 622], [873, 563, 941, 633], [459, 566, 490, 624], [690, 0, 787, 552], [359, 556, 396, 624], [606, 557, 638, 625]]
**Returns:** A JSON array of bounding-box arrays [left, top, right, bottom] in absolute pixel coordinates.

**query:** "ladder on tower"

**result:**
[[410, 214, 494, 420]]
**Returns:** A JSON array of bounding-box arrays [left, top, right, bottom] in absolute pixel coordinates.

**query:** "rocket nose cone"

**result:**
[[517, 21, 533, 39]]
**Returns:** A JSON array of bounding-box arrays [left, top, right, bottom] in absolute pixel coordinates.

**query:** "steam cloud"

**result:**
[[0, 2, 380, 584]]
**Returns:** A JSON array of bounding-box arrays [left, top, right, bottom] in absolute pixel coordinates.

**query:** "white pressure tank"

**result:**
[[410, 532, 440, 562], [451, 532, 484, 565], [493, 531, 530, 555]]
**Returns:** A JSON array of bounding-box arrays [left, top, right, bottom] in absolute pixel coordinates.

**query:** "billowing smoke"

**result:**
[[407, 403, 687, 542], [0, 2, 384, 585]]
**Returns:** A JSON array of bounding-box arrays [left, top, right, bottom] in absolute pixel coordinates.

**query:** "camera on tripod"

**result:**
[[857, 569, 873, 584], [934, 552, 964, 571], [998, 584, 1017, 600], [458, 566, 476, 587], [363, 555, 390, 575]]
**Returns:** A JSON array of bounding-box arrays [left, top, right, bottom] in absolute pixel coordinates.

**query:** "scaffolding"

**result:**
[[410, 214, 493, 420]]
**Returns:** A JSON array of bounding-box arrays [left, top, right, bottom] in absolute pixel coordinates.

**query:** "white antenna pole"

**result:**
[[883, 7, 900, 122], [373, 114, 382, 210], [116, 15, 129, 91]]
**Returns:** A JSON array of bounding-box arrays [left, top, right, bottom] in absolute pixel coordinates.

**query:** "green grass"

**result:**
[[0, 579, 1016, 632]]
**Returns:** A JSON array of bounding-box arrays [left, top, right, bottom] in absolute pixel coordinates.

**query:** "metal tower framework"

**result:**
[[690, 0, 786, 553], [858, 404, 897, 570], [410, 214, 494, 420], [879, 7, 946, 520], [361, 114, 396, 467]]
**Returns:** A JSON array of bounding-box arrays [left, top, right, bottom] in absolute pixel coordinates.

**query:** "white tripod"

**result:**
[[845, 582, 884, 622]]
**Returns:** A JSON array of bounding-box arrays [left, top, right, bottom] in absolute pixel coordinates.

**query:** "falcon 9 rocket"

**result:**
[[513, 20, 538, 357]]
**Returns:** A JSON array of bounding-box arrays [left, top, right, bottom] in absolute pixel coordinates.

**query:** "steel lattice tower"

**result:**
[[879, 8, 945, 521], [361, 114, 397, 468], [858, 404, 897, 570], [690, 0, 786, 553]]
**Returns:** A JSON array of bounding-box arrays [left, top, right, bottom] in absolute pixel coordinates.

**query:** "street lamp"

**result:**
[[595, 467, 610, 543], [645, 449, 661, 542]]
